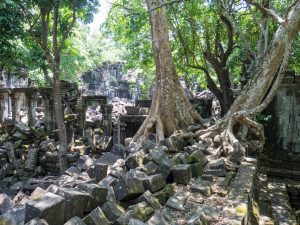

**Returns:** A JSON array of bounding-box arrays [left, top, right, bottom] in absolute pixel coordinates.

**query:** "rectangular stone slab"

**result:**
[[25, 192, 65, 225]]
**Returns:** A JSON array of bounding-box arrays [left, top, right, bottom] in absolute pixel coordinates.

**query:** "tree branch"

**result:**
[[244, 0, 285, 25], [59, 0, 77, 55], [285, 0, 299, 22], [187, 64, 222, 101], [147, 0, 186, 13], [220, 15, 234, 62]]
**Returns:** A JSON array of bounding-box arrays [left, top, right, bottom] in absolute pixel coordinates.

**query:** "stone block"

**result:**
[[159, 157, 178, 180], [142, 174, 166, 193], [172, 164, 192, 185], [152, 189, 166, 206], [116, 202, 155, 224], [111, 144, 125, 158], [101, 201, 125, 222], [63, 166, 81, 177], [30, 187, 46, 200], [49, 187, 92, 221], [166, 192, 189, 211], [191, 163, 204, 177], [94, 163, 109, 182], [106, 186, 117, 202], [0, 206, 25, 225], [0, 193, 15, 214], [178, 152, 192, 164], [209, 158, 226, 170], [135, 191, 161, 210], [64, 216, 86, 225], [147, 212, 173, 225], [145, 148, 168, 164], [24, 192, 65, 225], [126, 151, 145, 169], [190, 180, 212, 197], [205, 169, 227, 177], [141, 140, 155, 151], [77, 155, 94, 171], [9, 181, 23, 195], [98, 175, 118, 187], [76, 183, 108, 210], [83, 207, 110, 225], [128, 219, 147, 225], [39, 139, 56, 152], [201, 174, 214, 182], [140, 161, 159, 175], [13, 191, 30, 205], [190, 150, 208, 166], [25, 148, 38, 171], [97, 152, 122, 165], [25, 218, 49, 225], [114, 172, 145, 201], [186, 210, 208, 225]]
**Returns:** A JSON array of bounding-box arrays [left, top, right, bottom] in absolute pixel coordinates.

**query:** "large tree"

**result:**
[[195, 0, 300, 161], [133, 0, 201, 141], [134, 0, 300, 163], [169, 2, 235, 116], [19, 0, 98, 172]]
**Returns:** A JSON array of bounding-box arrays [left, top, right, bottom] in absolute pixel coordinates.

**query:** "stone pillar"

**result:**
[[0, 94, 5, 122], [26, 91, 38, 127], [66, 120, 74, 149], [10, 92, 21, 123], [42, 91, 55, 133], [77, 95, 85, 136], [7, 93, 11, 117], [102, 104, 113, 136], [120, 122, 126, 145]]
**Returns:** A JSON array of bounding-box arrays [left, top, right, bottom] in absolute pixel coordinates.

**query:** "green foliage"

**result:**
[[60, 26, 103, 83], [103, 0, 155, 92], [0, 0, 25, 69], [256, 114, 272, 126], [0, 0, 101, 87]]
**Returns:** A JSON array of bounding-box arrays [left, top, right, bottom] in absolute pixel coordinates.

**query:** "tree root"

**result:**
[[194, 112, 265, 162]]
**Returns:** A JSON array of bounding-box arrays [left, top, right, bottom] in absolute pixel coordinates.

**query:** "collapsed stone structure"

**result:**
[[0, 123, 259, 225], [1, 65, 299, 225], [82, 62, 136, 99]]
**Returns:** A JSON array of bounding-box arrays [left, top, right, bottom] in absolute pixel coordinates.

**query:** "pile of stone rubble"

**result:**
[[0, 125, 258, 225], [0, 123, 81, 193], [85, 97, 134, 124]]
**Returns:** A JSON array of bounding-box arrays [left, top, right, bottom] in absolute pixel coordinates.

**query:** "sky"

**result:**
[[89, 0, 112, 32]]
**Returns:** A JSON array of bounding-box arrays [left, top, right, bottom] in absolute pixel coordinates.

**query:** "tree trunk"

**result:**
[[196, 2, 300, 161], [53, 71, 68, 173], [218, 69, 234, 116], [133, 0, 201, 142]]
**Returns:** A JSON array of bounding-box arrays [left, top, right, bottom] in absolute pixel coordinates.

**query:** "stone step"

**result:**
[[267, 181, 296, 225], [259, 158, 300, 171], [263, 167, 300, 181], [257, 173, 274, 225]]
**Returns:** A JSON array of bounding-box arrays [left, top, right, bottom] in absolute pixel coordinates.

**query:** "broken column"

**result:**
[[76, 94, 85, 136], [102, 104, 113, 136], [66, 120, 75, 149], [41, 89, 55, 133], [10, 91, 21, 123], [117, 120, 126, 145], [26, 90, 38, 127], [0, 93, 5, 122]]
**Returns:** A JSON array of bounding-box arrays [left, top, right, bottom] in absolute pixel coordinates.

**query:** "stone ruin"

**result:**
[[81, 62, 135, 100], [2, 68, 299, 225]]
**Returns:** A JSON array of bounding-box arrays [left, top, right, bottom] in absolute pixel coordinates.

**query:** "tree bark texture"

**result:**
[[196, 2, 300, 161], [133, 0, 201, 141], [53, 71, 68, 173]]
